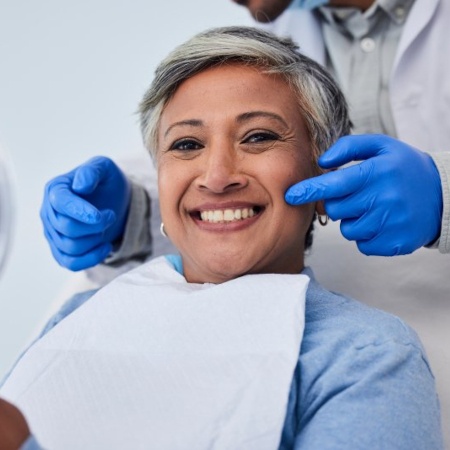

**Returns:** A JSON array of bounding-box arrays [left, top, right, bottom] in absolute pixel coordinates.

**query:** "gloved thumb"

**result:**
[[100, 209, 117, 229], [72, 164, 102, 194]]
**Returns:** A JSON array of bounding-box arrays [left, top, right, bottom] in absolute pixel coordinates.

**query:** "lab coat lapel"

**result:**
[[393, 0, 440, 71]]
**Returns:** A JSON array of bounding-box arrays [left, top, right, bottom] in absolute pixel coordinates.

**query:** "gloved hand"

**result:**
[[285, 134, 443, 256], [40, 156, 131, 270]]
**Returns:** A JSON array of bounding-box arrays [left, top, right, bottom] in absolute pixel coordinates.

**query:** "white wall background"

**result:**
[[0, 0, 252, 376]]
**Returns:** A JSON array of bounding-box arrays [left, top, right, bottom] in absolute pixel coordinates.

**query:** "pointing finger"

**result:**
[[285, 162, 371, 205], [319, 134, 392, 169]]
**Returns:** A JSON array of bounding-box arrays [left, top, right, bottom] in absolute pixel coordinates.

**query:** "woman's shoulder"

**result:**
[[304, 275, 425, 352], [289, 276, 442, 449]]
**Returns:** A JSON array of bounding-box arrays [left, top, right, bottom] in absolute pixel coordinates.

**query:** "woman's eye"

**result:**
[[243, 132, 279, 144], [170, 139, 203, 151]]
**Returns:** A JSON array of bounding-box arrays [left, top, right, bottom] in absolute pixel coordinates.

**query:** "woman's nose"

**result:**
[[195, 145, 248, 194]]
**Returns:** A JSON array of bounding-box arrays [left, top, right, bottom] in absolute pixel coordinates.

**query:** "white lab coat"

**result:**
[[263, 0, 450, 443], [264, 0, 450, 154]]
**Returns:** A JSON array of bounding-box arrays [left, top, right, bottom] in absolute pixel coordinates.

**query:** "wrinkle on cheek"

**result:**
[[287, 151, 315, 180], [157, 160, 173, 197], [156, 151, 175, 174], [155, 148, 165, 169]]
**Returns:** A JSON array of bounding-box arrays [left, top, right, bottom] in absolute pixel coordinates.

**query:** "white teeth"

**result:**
[[223, 209, 234, 221], [199, 207, 258, 223], [213, 210, 223, 222]]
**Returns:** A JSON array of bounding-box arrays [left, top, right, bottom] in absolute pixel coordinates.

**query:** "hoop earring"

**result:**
[[318, 214, 329, 226], [160, 222, 168, 237]]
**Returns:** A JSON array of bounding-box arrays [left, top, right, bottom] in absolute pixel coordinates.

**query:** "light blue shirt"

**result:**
[[11, 256, 442, 449], [20, 436, 42, 450]]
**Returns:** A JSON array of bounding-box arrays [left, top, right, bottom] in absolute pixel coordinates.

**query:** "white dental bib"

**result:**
[[1, 256, 308, 450]]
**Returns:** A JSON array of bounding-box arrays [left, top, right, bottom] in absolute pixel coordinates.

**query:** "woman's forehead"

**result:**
[[159, 64, 303, 130]]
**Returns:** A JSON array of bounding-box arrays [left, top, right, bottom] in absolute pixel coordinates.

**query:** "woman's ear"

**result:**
[[315, 201, 328, 226], [315, 201, 326, 216]]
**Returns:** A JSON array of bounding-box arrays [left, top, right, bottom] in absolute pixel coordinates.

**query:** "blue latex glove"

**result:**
[[285, 135, 443, 256], [40, 156, 131, 270]]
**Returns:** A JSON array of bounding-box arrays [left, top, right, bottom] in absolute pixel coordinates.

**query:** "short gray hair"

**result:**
[[139, 26, 351, 165]]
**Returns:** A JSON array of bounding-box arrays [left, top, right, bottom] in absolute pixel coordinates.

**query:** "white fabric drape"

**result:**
[[1, 256, 308, 450]]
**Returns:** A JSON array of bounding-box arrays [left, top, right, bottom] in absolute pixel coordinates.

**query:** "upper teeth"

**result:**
[[200, 207, 256, 223]]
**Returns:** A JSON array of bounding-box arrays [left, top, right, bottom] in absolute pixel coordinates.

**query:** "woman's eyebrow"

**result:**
[[236, 111, 288, 127], [164, 119, 203, 137]]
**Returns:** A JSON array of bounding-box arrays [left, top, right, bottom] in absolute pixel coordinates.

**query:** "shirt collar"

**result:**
[[318, 0, 414, 38], [377, 0, 415, 25]]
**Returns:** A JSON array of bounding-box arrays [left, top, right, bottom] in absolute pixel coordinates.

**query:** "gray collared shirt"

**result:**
[[318, 0, 415, 136]]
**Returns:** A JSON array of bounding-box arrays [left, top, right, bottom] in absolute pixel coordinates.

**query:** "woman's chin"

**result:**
[[184, 256, 255, 284]]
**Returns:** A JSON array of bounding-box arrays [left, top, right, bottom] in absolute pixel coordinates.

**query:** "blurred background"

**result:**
[[0, 0, 252, 376]]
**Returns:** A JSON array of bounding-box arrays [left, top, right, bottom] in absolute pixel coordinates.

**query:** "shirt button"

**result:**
[[395, 6, 406, 20], [360, 37, 375, 52]]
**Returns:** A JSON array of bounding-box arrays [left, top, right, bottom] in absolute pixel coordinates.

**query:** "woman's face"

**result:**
[[157, 64, 317, 283]]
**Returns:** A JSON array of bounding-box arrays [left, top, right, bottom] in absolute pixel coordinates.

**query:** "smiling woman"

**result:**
[[140, 26, 350, 284], [0, 27, 443, 450]]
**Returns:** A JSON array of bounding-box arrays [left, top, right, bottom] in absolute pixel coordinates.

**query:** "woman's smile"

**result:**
[[189, 202, 264, 229]]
